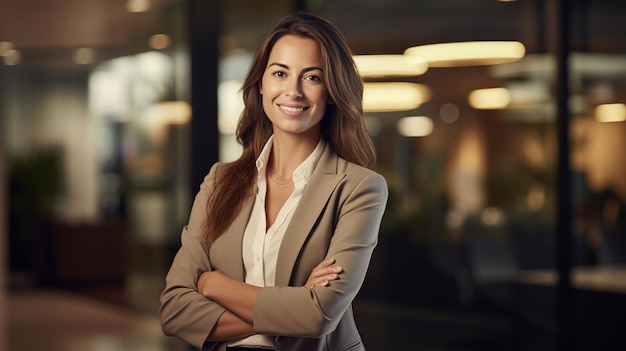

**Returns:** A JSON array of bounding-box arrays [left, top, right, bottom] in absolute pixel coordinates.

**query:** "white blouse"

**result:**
[[230, 135, 325, 348]]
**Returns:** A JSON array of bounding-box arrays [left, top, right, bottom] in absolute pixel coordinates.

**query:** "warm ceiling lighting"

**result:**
[[127, 0, 151, 12], [595, 103, 626, 123], [468, 87, 511, 109], [397, 116, 434, 137], [149, 34, 171, 50], [149, 101, 192, 125], [404, 41, 526, 67], [363, 82, 431, 112], [353, 54, 428, 78], [0, 41, 14, 56]]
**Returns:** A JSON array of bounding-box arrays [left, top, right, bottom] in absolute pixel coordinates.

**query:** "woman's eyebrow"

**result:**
[[302, 66, 323, 73], [268, 62, 289, 70], [268, 62, 323, 73]]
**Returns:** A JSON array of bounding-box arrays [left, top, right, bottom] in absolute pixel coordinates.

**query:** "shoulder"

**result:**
[[329, 156, 389, 217], [321, 145, 386, 182], [336, 156, 388, 194], [199, 162, 225, 193]]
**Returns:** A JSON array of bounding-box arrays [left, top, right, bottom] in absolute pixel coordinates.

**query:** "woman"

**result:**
[[160, 12, 388, 351]]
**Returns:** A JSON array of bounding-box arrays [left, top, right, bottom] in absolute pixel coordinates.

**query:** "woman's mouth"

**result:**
[[279, 104, 308, 113]]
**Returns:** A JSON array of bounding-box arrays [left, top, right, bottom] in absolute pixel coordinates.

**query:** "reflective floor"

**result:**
[[7, 286, 553, 351], [8, 288, 189, 351]]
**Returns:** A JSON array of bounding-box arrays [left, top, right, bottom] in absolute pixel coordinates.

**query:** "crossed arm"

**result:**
[[160, 166, 388, 348], [198, 258, 342, 342]]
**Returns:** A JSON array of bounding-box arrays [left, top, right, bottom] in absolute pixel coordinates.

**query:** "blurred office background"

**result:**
[[1, 0, 626, 350]]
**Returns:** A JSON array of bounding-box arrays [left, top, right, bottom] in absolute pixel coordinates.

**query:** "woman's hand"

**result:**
[[305, 258, 343, 288], [197, 270, 226, 298]]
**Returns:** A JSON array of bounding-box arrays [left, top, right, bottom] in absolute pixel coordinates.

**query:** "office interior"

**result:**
[[1, 0, 625, 350]]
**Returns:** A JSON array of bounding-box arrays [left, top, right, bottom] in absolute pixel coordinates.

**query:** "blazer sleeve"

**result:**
[[253, 171, 388, 338], [160, 163, 226, 349]]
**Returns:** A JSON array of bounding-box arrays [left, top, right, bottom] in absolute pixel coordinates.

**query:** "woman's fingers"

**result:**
[[316, 258, 336, 269], [305, 258, 343, 288]]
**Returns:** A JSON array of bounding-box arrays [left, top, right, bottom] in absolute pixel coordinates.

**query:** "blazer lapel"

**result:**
[[274, 145, 344, 286]]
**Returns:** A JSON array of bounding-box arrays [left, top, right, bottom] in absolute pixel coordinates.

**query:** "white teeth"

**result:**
[[280, 105, 305, 113]]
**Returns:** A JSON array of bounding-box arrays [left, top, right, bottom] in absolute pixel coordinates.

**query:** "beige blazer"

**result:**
[[160, 144, 388, 351]]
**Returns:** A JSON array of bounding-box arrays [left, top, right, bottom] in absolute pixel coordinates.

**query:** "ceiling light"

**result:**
[[595, 103, 626, 123], [404, 41, 525, 67], [468, 87, 511, 109], [145, 101, 191, 127], [127, 0, 151, 13], [397, 116, 434, 137], [353, 54, 428, 78], [363, 82, 431, 112]]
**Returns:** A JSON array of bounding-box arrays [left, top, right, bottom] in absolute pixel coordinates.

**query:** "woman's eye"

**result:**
[[272, 71, 286, 78], [304, 74, 321, 82]]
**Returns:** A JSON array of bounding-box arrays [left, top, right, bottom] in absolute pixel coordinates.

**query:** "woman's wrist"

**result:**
[[198, 270, 219, 298]]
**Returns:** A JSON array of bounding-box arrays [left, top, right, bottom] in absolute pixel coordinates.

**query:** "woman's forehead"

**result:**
[[267, 35, 323, 68]]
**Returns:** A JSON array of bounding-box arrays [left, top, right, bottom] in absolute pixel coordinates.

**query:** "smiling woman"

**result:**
[[160, 12, 388, 351]]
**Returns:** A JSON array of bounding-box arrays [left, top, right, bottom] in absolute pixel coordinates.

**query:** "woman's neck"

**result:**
[[268, 132, 320, 180]]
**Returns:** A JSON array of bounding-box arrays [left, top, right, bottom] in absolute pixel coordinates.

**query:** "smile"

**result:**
[[279, 105, 308, 113]]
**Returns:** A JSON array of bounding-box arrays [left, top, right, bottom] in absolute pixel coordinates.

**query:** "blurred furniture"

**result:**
[[53, 219, 128, 284]]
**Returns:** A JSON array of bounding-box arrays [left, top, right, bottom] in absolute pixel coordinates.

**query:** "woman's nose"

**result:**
[[285, 78, 303, 99]]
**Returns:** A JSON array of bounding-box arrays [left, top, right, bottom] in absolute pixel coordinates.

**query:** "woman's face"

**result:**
[[260, 34, 330, 139]]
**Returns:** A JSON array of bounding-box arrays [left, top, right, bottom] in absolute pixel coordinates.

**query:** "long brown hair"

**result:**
[[202, 12, 376, 247]]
